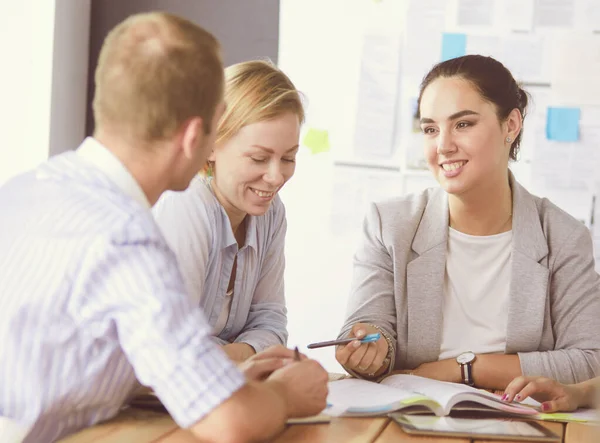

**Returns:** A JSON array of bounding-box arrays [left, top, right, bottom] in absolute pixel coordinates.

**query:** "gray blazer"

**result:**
[[340, 174, 600, 384]]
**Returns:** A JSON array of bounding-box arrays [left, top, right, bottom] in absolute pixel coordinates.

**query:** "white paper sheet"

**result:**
[[501, 35, 549, 83], [403, 0, 447, 78], [550, 34, 600, 106], [534, 0, 575, 28], [353, 32, 402, 158], [457, 0, 495, 27], [504, 0, 534, 31]]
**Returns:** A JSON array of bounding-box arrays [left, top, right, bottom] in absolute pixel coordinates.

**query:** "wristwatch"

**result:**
[[456, 351, 476, 386]]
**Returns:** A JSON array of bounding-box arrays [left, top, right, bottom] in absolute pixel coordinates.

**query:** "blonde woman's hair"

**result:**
[[93, 12, 224, 141], [217, 59, 304, 144], [202, 60, 303, 176]]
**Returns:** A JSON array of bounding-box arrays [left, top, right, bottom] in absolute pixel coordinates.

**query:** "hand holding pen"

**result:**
[[333, 323, 391, 377]]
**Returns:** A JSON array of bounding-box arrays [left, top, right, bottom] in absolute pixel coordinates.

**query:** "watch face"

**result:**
[[456, 351, 476, 364]]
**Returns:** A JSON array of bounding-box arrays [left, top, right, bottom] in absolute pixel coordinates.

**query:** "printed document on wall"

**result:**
[[550, 34, 600, 105], [353, 32, 402, 158], [403, 0, 446, 79], [456, 0, 495, 27], [534, 0, 576, 28]]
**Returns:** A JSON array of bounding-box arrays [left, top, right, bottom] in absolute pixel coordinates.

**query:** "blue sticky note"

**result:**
[[546, 107, 580, 142], [441, 33, 467, 62]]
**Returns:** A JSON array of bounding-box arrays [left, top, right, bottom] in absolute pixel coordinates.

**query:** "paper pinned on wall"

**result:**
[[353, 32, 402, 158], [457, 0, 495, 27], [550, 34, 600, 106], [501, 35, 549, 83], [441, 33, 467, 61], [577, 0, 600, 31], [403, 0, 447, 78], [534, 0, 576, 28], [546, 107, 580, 142], [303, 128, 331, 154], [504, 0, 534, 31]]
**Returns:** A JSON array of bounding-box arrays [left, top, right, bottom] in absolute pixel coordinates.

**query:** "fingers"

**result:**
[[504, 376, 535, 402], [346, 341, 369, 370], [504, 376, 575, 413], [242, 358, 286, 381], [356, 342, 378, 373], [351, 323, 368, 340], [364, 339, 388, 374], [335, 339, 363, 367], [254, 345, 296, 360]]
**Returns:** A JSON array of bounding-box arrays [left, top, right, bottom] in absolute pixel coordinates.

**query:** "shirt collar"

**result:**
[[205, 177, 258, 251], [77, 137, 151, 209]]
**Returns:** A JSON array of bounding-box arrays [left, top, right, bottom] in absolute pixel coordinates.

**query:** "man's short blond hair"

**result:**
[[93, 12, 223, 141]]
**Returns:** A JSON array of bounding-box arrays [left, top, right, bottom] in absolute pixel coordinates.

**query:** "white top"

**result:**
[[438, 227, 512, 361], [0, 138, 245, 442]]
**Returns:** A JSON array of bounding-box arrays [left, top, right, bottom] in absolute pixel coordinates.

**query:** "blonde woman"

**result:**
[[153, 60, 302, 362]]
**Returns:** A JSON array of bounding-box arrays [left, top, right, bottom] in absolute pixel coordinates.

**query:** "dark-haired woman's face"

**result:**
[[419, 76, 510, 197]]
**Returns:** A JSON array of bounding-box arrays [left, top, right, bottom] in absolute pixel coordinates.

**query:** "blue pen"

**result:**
[[307, 333, 381, 349]]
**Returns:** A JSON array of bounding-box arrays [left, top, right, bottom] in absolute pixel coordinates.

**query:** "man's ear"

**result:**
[[181, 117, 205, 159]]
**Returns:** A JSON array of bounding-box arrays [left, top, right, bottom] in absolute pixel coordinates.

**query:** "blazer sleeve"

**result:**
[[338, 202, 398, 374], [518, 223, 600, 383], [234, 200, 288, 352]]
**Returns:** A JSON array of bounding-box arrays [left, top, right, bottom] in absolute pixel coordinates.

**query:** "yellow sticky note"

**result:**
[[537, 413, 588, 422], [303, 128, 330, 154]]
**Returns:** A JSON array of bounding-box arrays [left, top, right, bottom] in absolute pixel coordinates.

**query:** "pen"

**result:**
[[294, 346, 301, 361], [307, 333, 381, 349]]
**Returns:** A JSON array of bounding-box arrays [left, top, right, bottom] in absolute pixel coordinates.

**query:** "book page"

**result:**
[[381, 375, 538, 416], [381, 374, 484, 409], [326, 378, 438, 415]]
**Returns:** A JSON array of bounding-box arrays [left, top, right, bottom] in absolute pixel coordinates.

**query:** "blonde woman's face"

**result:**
[[210, 112, 300, 217]]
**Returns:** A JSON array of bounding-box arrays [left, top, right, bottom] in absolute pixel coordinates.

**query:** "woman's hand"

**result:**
[[335, 323, 390, 377], [504, 376, 585, 412]]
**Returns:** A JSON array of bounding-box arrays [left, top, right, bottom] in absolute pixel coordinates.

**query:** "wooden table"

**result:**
[[60, 407, 600, 442]]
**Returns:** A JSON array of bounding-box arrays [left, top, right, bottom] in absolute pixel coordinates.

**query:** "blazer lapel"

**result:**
[[506, 174, 549, 353], [406, 188, 448, 367]]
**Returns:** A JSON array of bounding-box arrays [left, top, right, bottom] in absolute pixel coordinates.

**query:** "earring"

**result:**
[[506, 136, 512, 143]]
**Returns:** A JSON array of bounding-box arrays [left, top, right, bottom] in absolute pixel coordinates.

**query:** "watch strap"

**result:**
[[459, 360, 475, 386]]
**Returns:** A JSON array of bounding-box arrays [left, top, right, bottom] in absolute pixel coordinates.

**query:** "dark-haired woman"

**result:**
[[335, 55, 600, 390]]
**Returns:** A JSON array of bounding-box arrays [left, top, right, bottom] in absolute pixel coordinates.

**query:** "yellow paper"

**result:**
[[537, 413, 589, 423], [303, 128, 330, 154]]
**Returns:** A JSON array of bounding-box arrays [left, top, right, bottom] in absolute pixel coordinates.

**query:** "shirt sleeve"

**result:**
[[72, 216, 245, 429], [337, 202, 398, 377], [234, 199, 288, 352], [518, 223, 600, 383]]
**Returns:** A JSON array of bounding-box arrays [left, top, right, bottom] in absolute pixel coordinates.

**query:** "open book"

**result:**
[[325, 374, 540, 417]]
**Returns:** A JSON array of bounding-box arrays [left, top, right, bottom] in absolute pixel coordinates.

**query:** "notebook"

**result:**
[[325, 374, 540, 417]]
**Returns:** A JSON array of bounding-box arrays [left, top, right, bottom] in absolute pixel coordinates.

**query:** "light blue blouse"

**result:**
[[153, 176, 288, 352]]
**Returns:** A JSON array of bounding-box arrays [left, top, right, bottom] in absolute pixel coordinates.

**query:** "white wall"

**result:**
[[0, 1, 56, 185], [279, 0, 409, 372], [0, 0, 90, 186]]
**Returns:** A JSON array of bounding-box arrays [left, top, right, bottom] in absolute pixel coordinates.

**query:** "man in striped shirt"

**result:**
[[0, 12, 328, 443]]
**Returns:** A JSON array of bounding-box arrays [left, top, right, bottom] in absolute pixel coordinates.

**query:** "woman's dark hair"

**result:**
[[417, 55, 529, 161]]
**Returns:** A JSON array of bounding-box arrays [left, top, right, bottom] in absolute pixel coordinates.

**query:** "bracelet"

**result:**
[[366, 323, 394, 377]]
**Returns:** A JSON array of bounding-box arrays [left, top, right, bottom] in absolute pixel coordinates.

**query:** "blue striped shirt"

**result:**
[[153, 176, 288, 352], [0, 138, 245, 442]]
